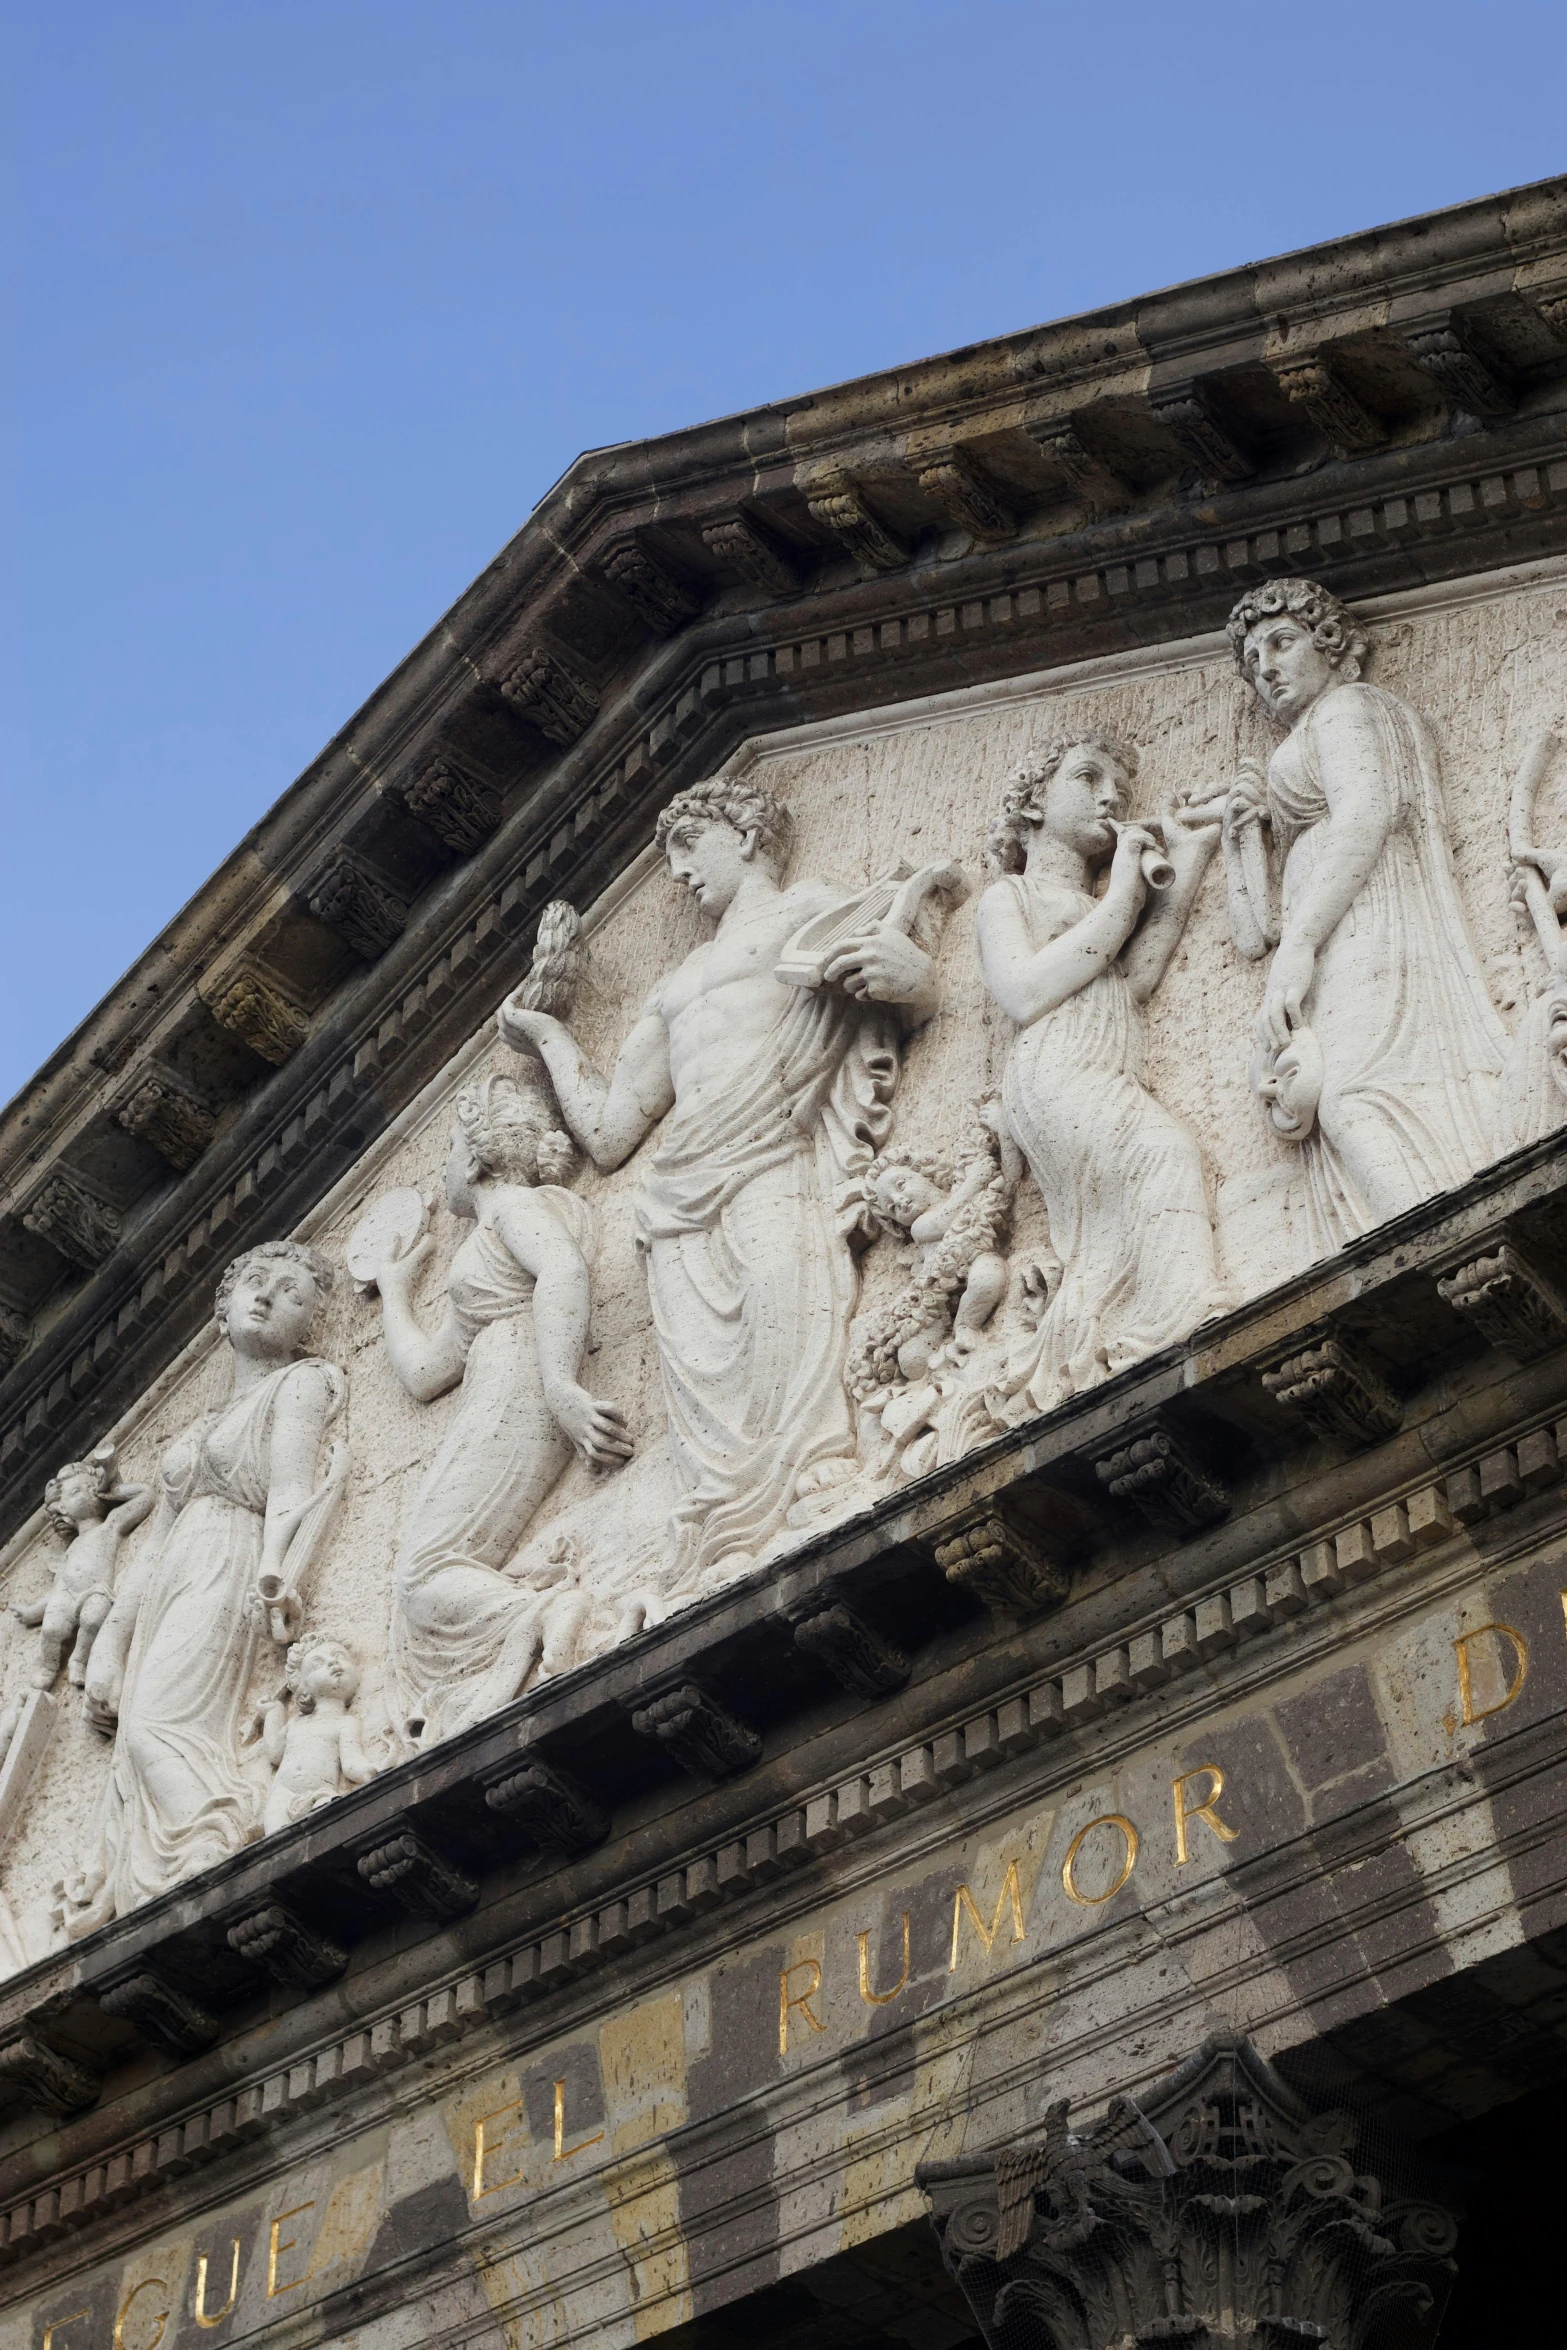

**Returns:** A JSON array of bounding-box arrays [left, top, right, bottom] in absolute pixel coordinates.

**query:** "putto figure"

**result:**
[[977, 736, 1229, 1409], [255, 1635, 373, 1838], [500, 775, 955, 1587], [1210, 578, 1506, 1248], [18, 1443, 152, 1692]]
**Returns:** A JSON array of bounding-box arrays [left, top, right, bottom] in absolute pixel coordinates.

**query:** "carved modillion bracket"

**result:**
[[0, 1301, 29, 1378], [1406, 313, 1516, 418], [1271, 351, 1388, 456], [788, 1589, 911, 1695], [0, 2030, 101, 2116], [115, 1066, 218, 1172], [1261, 1328, 1403, 1445], [1094, 1419, 1230, 1534], [629, 1681, 762, 1779], [598, 537, 701, 634], [202, 959, 311, 1066], [401, 752, 503, 854], [306, 847, 411, 962], [20, 1170, 122, 1270], [499, 645, 602, 746], [226, 1900, 349, 1988], [356, 1827, 479, 1923], [699, 511, 801, 594], [98, 1967, 222, 2055], [483, 1753, 610, 1853], [933, 1502, 1069, 1618], [916, 447, 1018, 543], [1150, 386, 1253, 483], [1437, 1239, 1567, 1358], [1025, 417, 1130, 508], [803, 474, 910, 575]]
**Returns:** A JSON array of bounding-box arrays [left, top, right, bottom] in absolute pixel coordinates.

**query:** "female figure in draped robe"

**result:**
[[1215, 578, 1506, 1252], [368, 1073, 630, 1749], [64, 1243, 346, 1932], [978, 736, 1229, 1412]]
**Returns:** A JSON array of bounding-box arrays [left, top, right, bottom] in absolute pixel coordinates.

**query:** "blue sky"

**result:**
[[5, 0, 1564, 1103]]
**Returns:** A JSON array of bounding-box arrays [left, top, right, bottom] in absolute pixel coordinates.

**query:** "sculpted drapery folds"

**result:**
[[499, 776, 948, 1591], [977, 737, 1231, 1413], [60, 1244, 348, 1936], [1211, 577, 1508, 1251]]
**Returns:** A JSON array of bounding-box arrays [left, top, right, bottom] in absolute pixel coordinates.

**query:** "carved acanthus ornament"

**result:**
[[1261, 1330, 1403, 1444], [599, 538, 700, 633], [1406, 316, 1515, 417], [0, 2031, 100, 2116], [499, 644, 601, 745], [226, 1901, 348, 1988], [204, 961, 310, 1065], [789, 1592, 911, 1696], [1436, 1240, 1567, 1358], [1095, 1424, 1230, 1534], [21, 1171, 121, 1270], [1272, 352, 1387, 455], [700, 511, 801, 593], [115, 1067, 217, 1171], [629, 1681, 762, 1779], [357, 1827, 479, 1924], [483, 1754, 609, 1853], [917, 448, 1018, 542], [921, 2035, 1458, 2350], [306, 845, 411, 961], [934, 1506, 1069, 1618], [1151, 387, 1252, 482], [99, 1968, 221, 2054], [804, 474, 910, 574], [402, 753, 502, 854], [0, 1302, 31, 1377], [1025, 418, 1128, 507]]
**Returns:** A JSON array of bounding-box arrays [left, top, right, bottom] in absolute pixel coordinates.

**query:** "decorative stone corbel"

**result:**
[[0, 1302, 29, 1378], [699, 511, 801, 594], [483, 1754, 609, 1854], [98, 1967, 221, 2055], [21, 1170, 121, 1270], [598, 538, 700, 634], [1271, 351, 1387, 455], [204, 960, 311, 1065], [115, 1067, 218, 1172], [0, 2030, 100, 2116], [916, 447, 1018, 542], [499, 645, 601, 745], [788, 1589, 911, 1696], [356, 1827, 479, 1923], [226, 1900, 348, 1988], [1150, 386, 1252, 483], [1094, 1420, 1230, 1534], [401, 752, 503, 855], [933, 1503, 1069, 1617], [1537, 292, 1567, 346], [1261, 1328, 1403, 1444], [1025, 417, 1130, 508], [920, 2033, 1458, 2350], [306, 846, 411, 962], [629, 1681, 762, 1779], [803, 474, 910, 574], [1437, 1239, 1567, 1359], [1406, 314, 1516, 417]]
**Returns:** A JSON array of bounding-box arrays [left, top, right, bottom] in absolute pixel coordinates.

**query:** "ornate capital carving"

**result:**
[[700, 511, 801, 594], [115, 1068, 217, 1171], [402, 753, 502, 854], [921, 2034, 1458, 2350], [1272, 353, 1387, 455], [599, 539, 700, 633], [917, 448, 1017, 542], [1407, 317, 1515, 417], [1437, 1240, 1567, 1358], [0, 2030, 100, 2115], [788, 1592, 911, 1695], [226, 1901, 348, 1988], [804, 474, 910, 574], [1261, 1329, 1403, 1444], [1026, 418, 1129, 507], [1095, 1422, 1230, 1534], [356, 1827, 479, 1922], [499, 644, 601, 745], [629, 1681, 762, 1779], [98, 1968, 221, 2054], [1151, 388, 1252, 482], [483, 1754, 609, 1853], [0, 1301, 29, 1377], [21, 1170, 121, 1269], [204, 961, 310, 1065], [934, 1506, 1069, 1617], [306, 846, 410, 962]]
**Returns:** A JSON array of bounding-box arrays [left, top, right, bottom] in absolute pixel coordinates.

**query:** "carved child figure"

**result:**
[[257, 1636, 373, 1837], [17, 1445, 152, 1692]]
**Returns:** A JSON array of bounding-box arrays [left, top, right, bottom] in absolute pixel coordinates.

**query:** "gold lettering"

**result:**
[[266, 2202, 315, 2298], [857, 1912, 911, 2006], [1172, 1765, 1240, 1865], [778, 1958, 825, 2054], [1455, 1622, 1529, 1726], [552, 2077, 605, 2162], [472, 2097, 527, 2198], [43, 2312, 90, 2350], [115, 2277, 170, 2350], [193, 2237, 241, 2328], [949, 1860, 1026, 1971], [1061, 1813, 1139, 1906]]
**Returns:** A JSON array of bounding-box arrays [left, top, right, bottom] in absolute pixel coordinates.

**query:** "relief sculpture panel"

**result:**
[[0, 562, 1561, 1955]]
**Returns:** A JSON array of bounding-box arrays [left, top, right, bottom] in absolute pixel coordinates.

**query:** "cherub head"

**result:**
[[43, 1442, 118, 1538], [865, 1150, 946, 1237], [283, 1636, 360, 1712], [1227, 577, 1367, 727], [985, 736, 1140, 875], [654, 777, 794, 915]]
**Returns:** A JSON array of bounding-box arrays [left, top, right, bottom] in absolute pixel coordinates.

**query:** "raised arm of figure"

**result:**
[[495, 1191, 633, 1470], [104, 1482, 155, 1541], [375, 1232, 467, 1403], [1257, 687, 1397, 1049], [498, 999, 674, 1171], [1119, 802, 1221, 1004], [977, 828, 1148, 1026]]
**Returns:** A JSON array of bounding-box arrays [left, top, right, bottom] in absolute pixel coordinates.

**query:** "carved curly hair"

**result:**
[[43, 1444, 118, 1537], [455, 1073, 574, 1187], [214, 1241, 332, 1337], [984, 735, 1140, 875], [847, 1102, 1013, 1402], [654, 776, 794, 874], [283, 1634, 359, 1712], [1226, 576, 1367, 679]]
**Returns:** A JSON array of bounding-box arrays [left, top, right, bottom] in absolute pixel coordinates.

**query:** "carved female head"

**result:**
[[985, 736, 1140, 874], [655, 777, 794, 914], [44, 1444, 118, 1537], [215, 1242, 332, 1361], [1227, 577, 1368, 726], [448, 1073, 573, 1214]]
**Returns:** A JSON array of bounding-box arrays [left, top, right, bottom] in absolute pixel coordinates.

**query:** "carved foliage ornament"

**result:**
[[805, 474, 910, 574], [226, 1900, 348, 1988], [629, 1682, 762, 1779], [1150, 388, 1252, 482], [789, 1594, 911, 1696], [1273, 353, 1387, 455], [1406, 318, 1515, 418], [357, 1827, 479, 1923], [206, 964, 310, 1065], [1436, 1241, 1567, 1359], [600, 539, 700, 634], [98, 1967, 221, 2055], [0, 1302, 31, 1377], [0, 2031, 100, 2116], [934, 1508, 1070, 1618], [1261, 1330, 1403, 1445], [21, 1170, 121, 1270], [700, 511, 801, 594], [402, 754, 503, 854], [483, 1754, 609, 1853], [306, 846, 411, 962], [500, 645, 601, 745], [1095, 1425, 1230, 1534], [921, 2034, 1458, 2350], [115, 1069, 217, 1171], [917, 448, 1018, 542]]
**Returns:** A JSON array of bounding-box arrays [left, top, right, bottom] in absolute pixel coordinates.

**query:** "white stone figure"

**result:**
[[16, 1443, 152, 1692], [847, 1100, 1016, 1481], [1502, 729, 1567, 1146], [1203, 578, 1508, 1249], [499, 776, 957, 1590], [362, 1070, 631, 1750], [255, 1635, 373, 1836], [977, 736, 1229, 1412], [61, 1243, 347, 1935]]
